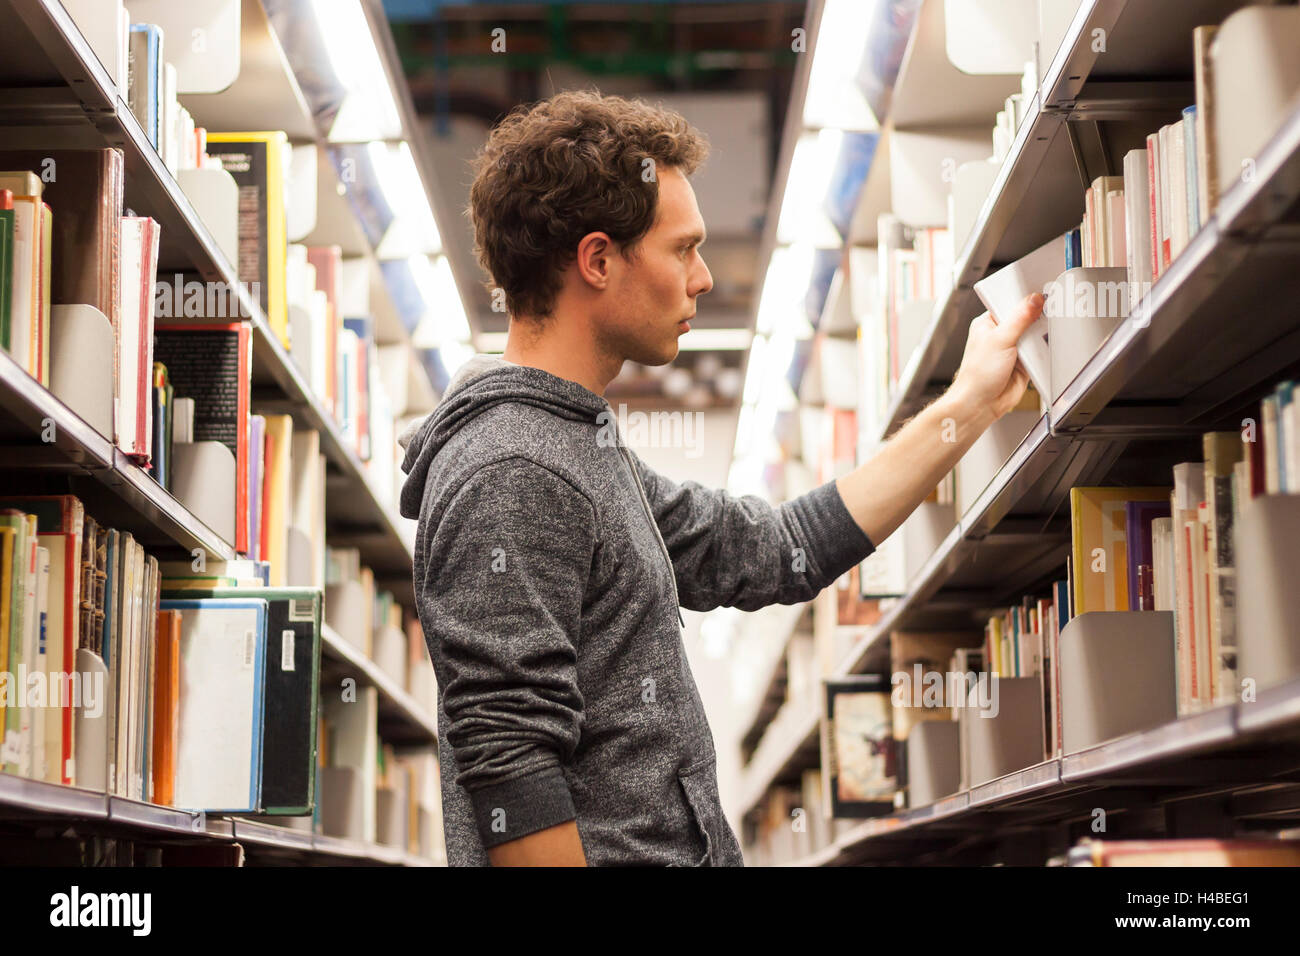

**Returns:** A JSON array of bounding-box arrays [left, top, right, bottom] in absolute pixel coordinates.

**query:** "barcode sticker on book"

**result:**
[[281, 629, 295, 671], [289, 598, 313, 622], [244, 630, 255, 668]]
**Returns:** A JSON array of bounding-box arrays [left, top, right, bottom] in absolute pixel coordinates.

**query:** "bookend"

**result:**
[[1237, 493, 1300, 689], [1058, 610, 1176, 753], [1047, 266, 1128, 403], [48, 305, 115, 442], [963, 676, 1043, 787]]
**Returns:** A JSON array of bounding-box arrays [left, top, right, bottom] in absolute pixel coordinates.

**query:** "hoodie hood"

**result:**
[[398, 355, 612, 520]]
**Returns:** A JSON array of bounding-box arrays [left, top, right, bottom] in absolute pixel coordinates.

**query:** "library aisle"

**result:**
[[0, 0, 1298, 888]]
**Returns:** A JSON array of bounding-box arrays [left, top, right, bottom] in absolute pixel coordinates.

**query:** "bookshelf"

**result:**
[[0, 0, 447, 865], [738, 0, 1300, 865], [1, 0, 424, 604]]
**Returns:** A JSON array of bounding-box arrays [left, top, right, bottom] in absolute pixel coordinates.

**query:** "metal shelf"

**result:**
[[0, 0, 419, 588], [320, 623, 437, 743]]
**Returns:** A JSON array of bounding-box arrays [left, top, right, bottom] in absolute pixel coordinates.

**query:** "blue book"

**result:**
[[1064, 228, 1082, 269], [160, 598, 268, 812], [1183, 105, 1200, 235], [128, 25, 163, 149]]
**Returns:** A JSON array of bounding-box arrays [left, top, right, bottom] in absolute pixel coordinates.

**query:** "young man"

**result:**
[[398, 91, 1042, 866]]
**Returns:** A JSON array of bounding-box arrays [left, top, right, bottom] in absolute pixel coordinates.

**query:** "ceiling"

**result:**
[[381, 0, 807, 406]]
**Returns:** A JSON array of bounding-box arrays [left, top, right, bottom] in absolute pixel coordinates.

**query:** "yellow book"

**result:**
[[204, 132, 289, 347], [262, 414, 293, 587], [1069, 487, 1173, 614]]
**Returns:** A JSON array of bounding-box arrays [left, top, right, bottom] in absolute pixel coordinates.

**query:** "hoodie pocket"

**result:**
[[677, 757, 723, 867]]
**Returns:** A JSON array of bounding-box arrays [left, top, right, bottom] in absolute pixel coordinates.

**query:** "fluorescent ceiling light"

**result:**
[[803, 0, 881, 131], [410, 255, 471, 346], [756, 244, 816, 337], [777, 130, 846, 248], [370, 142, 442, 258], [309, 0, 403, 142]]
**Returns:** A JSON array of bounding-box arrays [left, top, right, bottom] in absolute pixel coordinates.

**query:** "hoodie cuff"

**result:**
[[792, 480, 876, 585], [468, 764, 577, 849]]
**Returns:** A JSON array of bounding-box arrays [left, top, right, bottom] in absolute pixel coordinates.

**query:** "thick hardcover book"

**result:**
[[160, 597, 268, 813], [152, 324, 252, 553], [205, 133, 288, 346], [0, 149, 124, 377], [160, 585, 322, 815]]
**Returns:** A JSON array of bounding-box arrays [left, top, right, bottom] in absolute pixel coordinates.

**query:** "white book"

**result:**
[[1167, 119, 1189, 263], [171, 599, 268, 812], [1190, 508, 1212, 707], [1262, 396, 1280, 494], [972, 234, 1065, 401], [1122, 148, 1152, 293], [1151, 517, 1172, 612], [172, 397, 195, 443], [1106, 190, 1126, 269], [1157, 124, 1173, 272], [117, 218, 144, 455]]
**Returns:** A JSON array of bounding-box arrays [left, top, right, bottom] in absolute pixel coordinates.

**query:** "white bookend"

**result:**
[[1210, 6, 1300, 204], [1058, 612, 1176, 753], [1122, 148, 1152, 294], [170, 440, 237, 545], [61, 0, 127, 91], [891, 128, 992, 228], [73, 648, 109, 792], [323, 686, 378, 844], [48, 305, 115, 442], [286, 143, 318, 242], [177, 167, 239, 269]]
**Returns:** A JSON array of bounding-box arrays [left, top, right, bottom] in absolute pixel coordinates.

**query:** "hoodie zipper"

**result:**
[[616, 442, 686, 630]]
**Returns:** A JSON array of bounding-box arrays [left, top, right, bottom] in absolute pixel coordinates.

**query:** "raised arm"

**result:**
[[418, 457, 592, 865], [633, 455, 875, 612]]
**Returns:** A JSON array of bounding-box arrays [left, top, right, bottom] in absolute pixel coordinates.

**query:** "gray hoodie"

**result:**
[[398, 355, 875, 866]]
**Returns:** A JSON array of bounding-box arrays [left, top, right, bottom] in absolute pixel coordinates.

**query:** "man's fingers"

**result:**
[[991, 292, 1044, 344]]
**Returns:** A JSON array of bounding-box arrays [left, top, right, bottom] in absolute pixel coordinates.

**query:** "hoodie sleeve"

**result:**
[[632, 454, 875, 613], [418, 457, 592, 849]]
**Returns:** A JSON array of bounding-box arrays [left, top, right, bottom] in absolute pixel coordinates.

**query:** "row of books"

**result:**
[[311, 685, 443, 857], [747, 768, 847, 867], [324, 545, 437, 716]]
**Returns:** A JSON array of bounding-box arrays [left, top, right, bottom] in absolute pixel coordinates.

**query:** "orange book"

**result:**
[[151, 609, 181, 806]]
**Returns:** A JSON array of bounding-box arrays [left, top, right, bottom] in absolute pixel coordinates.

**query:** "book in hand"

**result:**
[[972, 234, 1064, 401]]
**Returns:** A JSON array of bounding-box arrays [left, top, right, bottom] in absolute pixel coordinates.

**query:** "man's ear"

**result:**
[[575, 232, 613, 290]]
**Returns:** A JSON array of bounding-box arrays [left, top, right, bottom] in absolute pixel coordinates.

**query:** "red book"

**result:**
[[1146, 133, 1160, 281]]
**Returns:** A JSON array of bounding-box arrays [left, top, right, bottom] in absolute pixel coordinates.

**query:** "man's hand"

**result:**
[[950, 292, 1044, 419], [835, 292, 1046, 547]]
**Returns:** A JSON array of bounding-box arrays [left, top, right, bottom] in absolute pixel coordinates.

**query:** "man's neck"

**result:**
[[501, 312, 621, 396]]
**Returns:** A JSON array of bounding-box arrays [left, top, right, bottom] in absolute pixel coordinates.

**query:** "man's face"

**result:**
[[597, 166, 713, 367]]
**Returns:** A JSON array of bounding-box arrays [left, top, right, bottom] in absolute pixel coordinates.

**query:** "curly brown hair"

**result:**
[[468, 91, 709, 319]]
